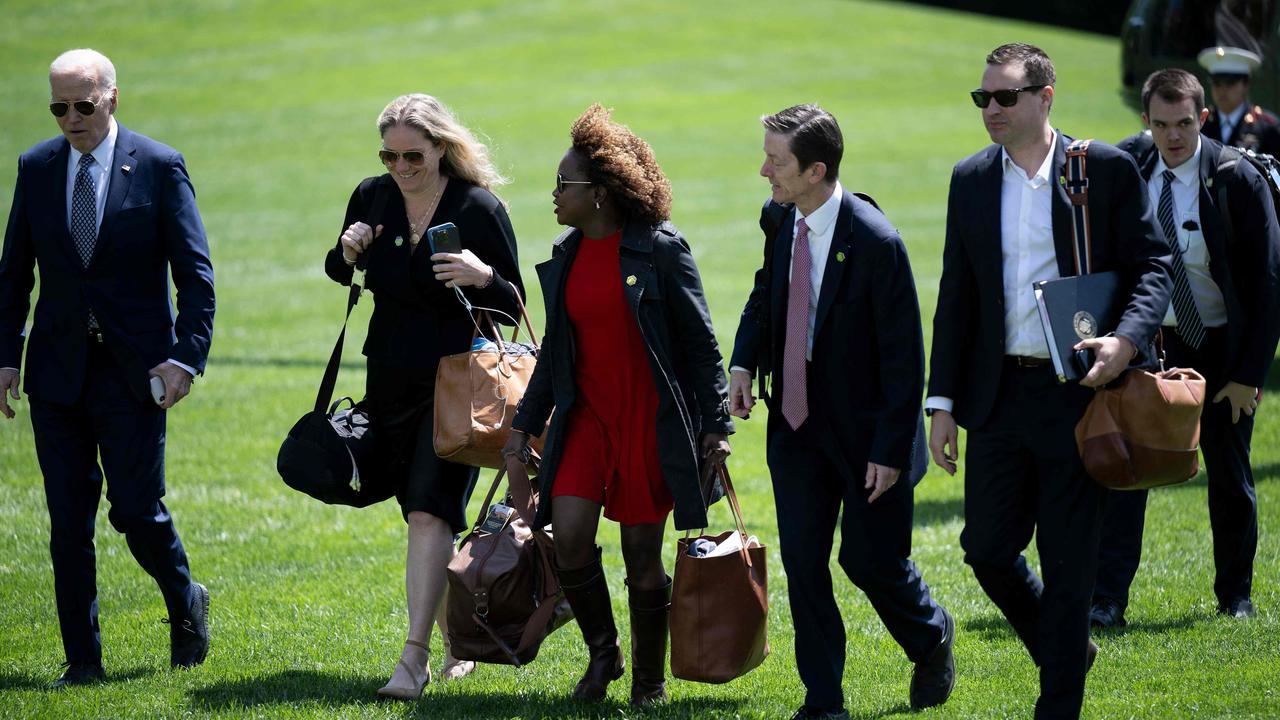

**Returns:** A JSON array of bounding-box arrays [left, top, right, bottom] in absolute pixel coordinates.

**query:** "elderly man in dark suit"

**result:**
[[729, 104, 954, 720], [926, 44, 1171, 719], [1091, 69, 1280, 629], [0, 48, 215, 688]]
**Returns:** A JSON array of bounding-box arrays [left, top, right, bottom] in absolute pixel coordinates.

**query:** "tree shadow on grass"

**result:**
[[0, 665, 157, 691], [189, 672, 749, 718]]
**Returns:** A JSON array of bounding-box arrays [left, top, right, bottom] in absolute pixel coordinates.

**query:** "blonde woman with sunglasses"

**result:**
[[324, 94, 525, 700]]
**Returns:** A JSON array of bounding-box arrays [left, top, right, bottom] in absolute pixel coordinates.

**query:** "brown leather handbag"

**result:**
[[1075, 365, 1206, 490], [434, 295, 545, 469], [445, 456, 572, 665], [670, 462, 769, 683]]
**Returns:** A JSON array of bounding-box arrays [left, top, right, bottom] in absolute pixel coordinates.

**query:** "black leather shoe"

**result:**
[[1089, 599, 1127, 628], [167, 582, 210, 668], [910, 606, 956, 710], [50, 662, 104, 689], [789, 707, 850, 720], [1218, 598, 1256, 619]]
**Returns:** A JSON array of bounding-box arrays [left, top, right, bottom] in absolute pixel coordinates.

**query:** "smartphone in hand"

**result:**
[[427, 222, 462, 256], [149, 376, 166, 406]]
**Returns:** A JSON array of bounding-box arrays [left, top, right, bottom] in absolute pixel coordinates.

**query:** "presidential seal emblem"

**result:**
[[1073, 310, 1098, 339]]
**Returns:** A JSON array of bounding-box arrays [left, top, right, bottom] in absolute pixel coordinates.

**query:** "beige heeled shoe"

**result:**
[[376, 639, 431, 700]]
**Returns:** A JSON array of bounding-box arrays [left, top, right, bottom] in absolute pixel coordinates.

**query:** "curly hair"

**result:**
[[570, 104, 672, 224]]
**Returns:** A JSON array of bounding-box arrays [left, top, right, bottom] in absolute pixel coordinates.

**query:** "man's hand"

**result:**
[[865, 462, 902, 504], [0, 368, 19, 419], [149, 362, 193, 410], [1214, 381, 1259, 424], [729, 369, 755, 419], [700, 432, 731, 463], [928, 410, 959, 476], [1076, 335, 1137, 388]]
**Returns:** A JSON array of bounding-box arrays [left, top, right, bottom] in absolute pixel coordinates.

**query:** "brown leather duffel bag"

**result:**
[[670, 462, 769, 683], [445, 456, 571, 666], [435, 297, 546, 469], [1075, 366, 1206, 490]]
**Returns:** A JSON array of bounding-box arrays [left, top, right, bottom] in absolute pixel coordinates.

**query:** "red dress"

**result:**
[[552, 231, 673, 524]]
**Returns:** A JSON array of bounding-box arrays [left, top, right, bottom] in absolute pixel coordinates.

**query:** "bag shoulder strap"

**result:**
[[1064, 138, 1094, 275], [314, 181, 393, 414], [1214, 146, 1245, 250]]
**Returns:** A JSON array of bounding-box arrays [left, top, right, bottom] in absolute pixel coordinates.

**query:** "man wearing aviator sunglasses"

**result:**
[[0, 48, 215, 689], [927, 43, 1170, 718]]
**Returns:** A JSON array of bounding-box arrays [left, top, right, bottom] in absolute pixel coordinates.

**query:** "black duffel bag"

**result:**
[[279, 392, 390, 507]]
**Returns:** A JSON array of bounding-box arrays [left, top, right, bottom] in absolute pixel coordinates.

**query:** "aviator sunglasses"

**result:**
[[556, 173, 592, 193], [970, 85, 1046, 109], [49, 97, 105, 118], [378, 149, 428, 166]]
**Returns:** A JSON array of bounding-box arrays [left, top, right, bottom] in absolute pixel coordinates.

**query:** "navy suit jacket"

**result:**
[[928, 131, 1172, 430], [732, 188, 929, 485], [1122, 134, 1280, 388], [0, 123, 215, 404]]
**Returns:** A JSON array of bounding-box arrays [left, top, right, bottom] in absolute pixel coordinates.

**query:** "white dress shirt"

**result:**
[[1151, 139, 1228, 328], [926, 136, 1059, 415], [1218, 104, 1247, 144]]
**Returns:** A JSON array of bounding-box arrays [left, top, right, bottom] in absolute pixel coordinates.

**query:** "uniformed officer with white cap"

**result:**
[[1198, 45, 1280, 155]]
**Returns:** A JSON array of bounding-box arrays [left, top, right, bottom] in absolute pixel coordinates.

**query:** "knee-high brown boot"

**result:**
[[557, 549, 624, 701], [627, 575, 671, 707]]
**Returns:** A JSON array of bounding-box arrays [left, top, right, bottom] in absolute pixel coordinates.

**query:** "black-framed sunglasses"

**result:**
[[49, 97, 105, 118], [970, 85, 1047, 109], [556, 173, 592, 193], [378, 149, 428, 166]]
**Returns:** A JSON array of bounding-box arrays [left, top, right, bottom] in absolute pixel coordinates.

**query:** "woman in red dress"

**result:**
[[505, 104, 734, 706]]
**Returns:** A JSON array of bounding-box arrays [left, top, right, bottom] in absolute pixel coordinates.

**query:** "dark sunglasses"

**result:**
[[378, 149, 427, 166], [49, 97, 104, 118], [970, 85, 1046, 108], [556, 173, 592, 193]]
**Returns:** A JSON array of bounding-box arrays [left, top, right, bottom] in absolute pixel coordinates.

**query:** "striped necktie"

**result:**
[[1157, 169, 1205, 349]]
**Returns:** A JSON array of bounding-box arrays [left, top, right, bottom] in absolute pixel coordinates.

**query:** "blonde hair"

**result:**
[[377, 94, 507, 190], [50, 48, 117, 92]]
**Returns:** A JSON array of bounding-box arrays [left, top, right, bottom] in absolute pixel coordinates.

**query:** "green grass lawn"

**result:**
[[1, 0, 1278, 717]]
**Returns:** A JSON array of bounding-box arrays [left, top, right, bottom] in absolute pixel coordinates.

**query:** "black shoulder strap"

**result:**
[[853, 191, 882, 211], [314, 181, 393, 413], [1214, 146, 1244, 249]]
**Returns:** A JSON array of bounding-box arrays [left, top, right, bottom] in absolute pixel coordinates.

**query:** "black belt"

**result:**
[[1006, 355, 1050, 368]]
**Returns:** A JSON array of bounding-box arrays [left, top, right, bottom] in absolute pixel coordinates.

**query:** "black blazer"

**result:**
[[928, 132, 1172, 430], [512, 220, 734, 532], [325, 175, 524, 371], [0, 124, 215, 404], [1126, 134, 1280, 388], [731, 188, 929, 484]]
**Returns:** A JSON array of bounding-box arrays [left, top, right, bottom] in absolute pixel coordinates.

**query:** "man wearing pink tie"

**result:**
[[729, 104, 953, 720]]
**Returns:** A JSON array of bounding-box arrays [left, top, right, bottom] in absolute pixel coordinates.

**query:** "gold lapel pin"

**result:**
[[626, 275, 637, 286], [836, 251, 846, 263], [121, 164, 131, 174]]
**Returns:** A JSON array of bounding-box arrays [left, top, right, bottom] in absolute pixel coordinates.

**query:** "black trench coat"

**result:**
[[511, 220, 734, 531]]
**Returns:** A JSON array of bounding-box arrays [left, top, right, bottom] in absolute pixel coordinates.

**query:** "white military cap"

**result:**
[[1198, 46, 1262, 76]]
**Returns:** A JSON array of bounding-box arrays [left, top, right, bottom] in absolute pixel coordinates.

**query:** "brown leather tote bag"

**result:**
[[445, 456, 572, 665], [434, 294, 545, 469], [670, 462, 769, 683], [1076, 366, 1206, 490]]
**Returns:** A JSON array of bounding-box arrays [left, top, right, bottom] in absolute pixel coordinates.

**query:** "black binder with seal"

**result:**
[[1034, 271, 1123, 383]]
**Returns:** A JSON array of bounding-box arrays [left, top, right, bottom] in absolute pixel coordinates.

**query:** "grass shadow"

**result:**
[[188, 669, 381, 710], [849, 702, 913, 720], [1090, 610, 1202, 638], [959, 613, 1021, 642], [402, 691, 746, 719], [913, 495, 963, 527], [0, 664, 158, 692]]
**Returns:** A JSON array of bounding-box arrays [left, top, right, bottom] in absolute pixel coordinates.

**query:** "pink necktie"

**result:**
[[782, 218, 811, 430]]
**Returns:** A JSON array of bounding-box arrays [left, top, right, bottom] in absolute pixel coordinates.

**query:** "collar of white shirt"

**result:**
[[1219, 104, 1247, 132], [999, 131, 1057, 185], [68, 118, 118, 170], [795, 180, 842, 234], [1153, 136, 1202, 189]]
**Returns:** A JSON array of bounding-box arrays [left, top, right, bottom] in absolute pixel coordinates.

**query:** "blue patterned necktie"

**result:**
[[71, 153, 99, 328], [1157, 169, 1205, 349]]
